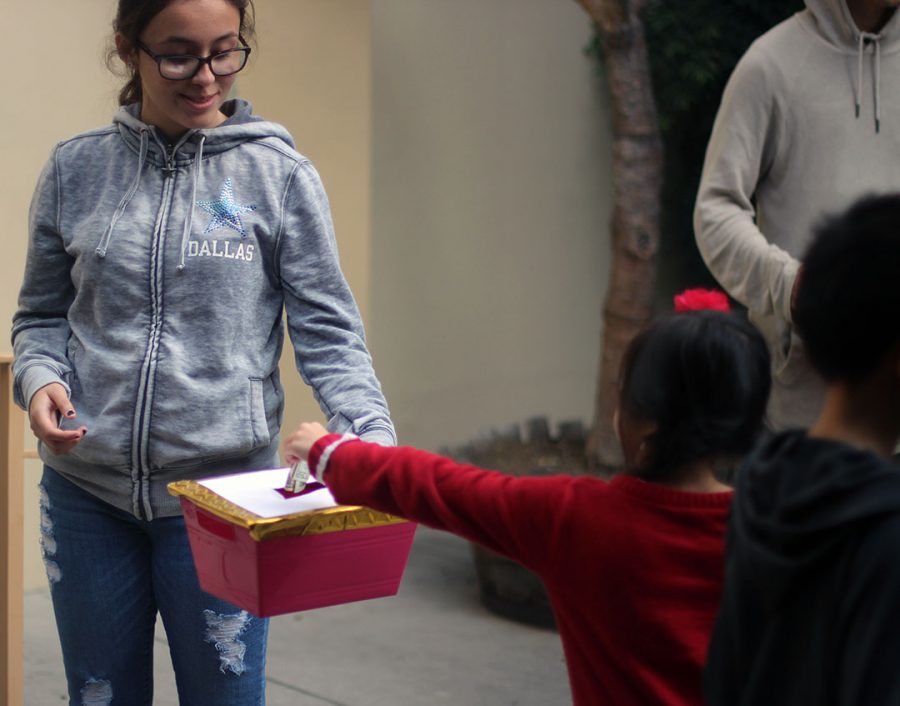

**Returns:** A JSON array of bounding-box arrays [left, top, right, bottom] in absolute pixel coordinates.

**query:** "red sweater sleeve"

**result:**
[[309, 435, 574, 575]]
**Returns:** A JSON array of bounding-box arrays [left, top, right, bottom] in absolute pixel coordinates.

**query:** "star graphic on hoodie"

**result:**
[[196, 178, 257, 236]]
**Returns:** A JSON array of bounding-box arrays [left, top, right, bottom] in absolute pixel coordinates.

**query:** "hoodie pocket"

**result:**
[[249, 377, 270, 447], [752, 311, 806, 387], [146, 373, 280, 471], [773, 320, 808, 387], [66, 336, 82, 366], [54, 337, 132, 468]]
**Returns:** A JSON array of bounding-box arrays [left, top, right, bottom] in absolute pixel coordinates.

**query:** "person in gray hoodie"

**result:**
[[694, 0, 900, 432], [11, 0, 394, 703]]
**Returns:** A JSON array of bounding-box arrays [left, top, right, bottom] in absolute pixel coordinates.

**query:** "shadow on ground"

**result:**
[[25, 526, 570, 705]]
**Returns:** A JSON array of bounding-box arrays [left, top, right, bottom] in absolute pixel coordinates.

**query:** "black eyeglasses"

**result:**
[[136, 37, 251, 80]]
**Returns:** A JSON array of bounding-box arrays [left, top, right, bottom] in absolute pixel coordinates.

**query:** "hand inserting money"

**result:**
[[283, 459, 311, 494]]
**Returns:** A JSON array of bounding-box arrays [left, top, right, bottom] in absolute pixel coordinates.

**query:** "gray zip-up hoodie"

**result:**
[[13, 100, 395, 519], [694, 0, 900, 431]]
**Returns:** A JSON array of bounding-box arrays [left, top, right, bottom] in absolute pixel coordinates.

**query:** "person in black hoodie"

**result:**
[[704, 192, 900, 706]]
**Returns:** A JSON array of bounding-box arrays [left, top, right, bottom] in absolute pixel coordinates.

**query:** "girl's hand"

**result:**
[[28, 383, 87, 455], [283, 422, 329, 465]]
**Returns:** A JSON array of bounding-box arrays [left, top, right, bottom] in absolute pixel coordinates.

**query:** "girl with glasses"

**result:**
[[12, 0, 394, 703]]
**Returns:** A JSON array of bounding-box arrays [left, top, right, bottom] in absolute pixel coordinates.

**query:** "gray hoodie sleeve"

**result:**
[[277, 160, 396, 446], [11, 147, 75, 411], [693, 46, 800, 324]]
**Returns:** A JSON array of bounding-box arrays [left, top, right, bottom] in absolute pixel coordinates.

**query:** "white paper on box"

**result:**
[[199, 468, 338, 518]]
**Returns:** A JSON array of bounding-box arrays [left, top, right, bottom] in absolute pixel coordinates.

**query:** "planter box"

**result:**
[[470, 543, 556, 630], [169, 469, 416, 618]]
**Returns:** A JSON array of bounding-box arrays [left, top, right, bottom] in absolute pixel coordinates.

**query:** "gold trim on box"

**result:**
[[167, 479, 409, 542]]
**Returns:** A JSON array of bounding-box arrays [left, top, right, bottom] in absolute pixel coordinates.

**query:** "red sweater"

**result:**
[[309, 435, 733, 706]]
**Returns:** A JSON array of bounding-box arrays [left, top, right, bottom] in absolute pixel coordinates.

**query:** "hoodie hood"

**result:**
[[103, 99, 295, 268], [732, 431, 900, 608], [112, 98, 295, 161], [805, 0, 900, 131], [806, 0, 900, 48]]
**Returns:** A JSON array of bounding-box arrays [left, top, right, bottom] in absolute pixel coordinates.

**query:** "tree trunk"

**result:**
[[574, 0, 663, 472]]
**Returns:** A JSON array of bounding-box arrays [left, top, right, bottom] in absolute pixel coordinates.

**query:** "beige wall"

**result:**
[[370, 0, 613, 450], [1, 1, 372, 591]]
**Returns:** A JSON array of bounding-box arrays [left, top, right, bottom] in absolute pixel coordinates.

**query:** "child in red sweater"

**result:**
[[283, 293, 771, 706]]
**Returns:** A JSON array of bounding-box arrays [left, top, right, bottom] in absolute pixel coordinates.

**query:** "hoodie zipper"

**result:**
[[131, 142, 178, 520]]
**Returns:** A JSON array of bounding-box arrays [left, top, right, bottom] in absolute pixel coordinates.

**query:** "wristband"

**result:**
[[313, 433, 359, 480]]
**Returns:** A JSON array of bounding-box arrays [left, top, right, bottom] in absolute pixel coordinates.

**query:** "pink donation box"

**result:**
[[168, 468, 416, 618]]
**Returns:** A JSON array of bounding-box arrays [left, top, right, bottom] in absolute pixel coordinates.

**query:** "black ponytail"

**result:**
[[618, 310, 771, 479]]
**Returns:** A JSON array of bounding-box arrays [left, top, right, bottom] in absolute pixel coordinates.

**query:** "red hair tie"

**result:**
[[673, 288, 731, 313]]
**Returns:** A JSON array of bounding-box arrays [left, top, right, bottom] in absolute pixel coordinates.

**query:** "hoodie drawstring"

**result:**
[[96, 128, 149, 258], [178, 134, 206, 271], [874, 38, 882, 133], [856, 32, 882, 133]]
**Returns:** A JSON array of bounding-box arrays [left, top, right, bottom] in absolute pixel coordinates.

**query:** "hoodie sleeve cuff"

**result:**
[[358, 426, 396, 447], [16, 365, 69, 412]]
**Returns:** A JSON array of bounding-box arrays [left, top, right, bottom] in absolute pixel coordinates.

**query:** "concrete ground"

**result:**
[[25, 527, 571, 705]]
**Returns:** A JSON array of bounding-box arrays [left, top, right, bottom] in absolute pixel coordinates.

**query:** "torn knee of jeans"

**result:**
[[203, 609, 250, 675], [39, 485, 61, 585], [80, 677, 113, 705]]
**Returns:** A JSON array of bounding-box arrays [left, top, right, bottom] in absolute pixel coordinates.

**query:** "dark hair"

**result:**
[[618, 310, 771, 479], [108, 0, 256, 107], [794, 193, 900, 383]]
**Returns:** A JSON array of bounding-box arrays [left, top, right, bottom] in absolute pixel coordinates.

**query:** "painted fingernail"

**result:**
[[66, 409, 76, 417], [82, 430, 87, 436]]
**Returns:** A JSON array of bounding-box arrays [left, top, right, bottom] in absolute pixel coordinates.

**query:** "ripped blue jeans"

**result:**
[[40, 467, 269, 705]]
